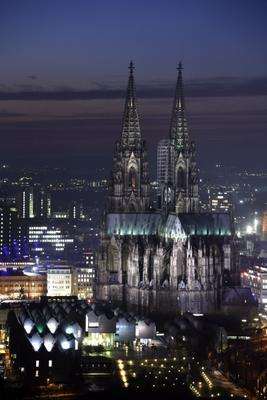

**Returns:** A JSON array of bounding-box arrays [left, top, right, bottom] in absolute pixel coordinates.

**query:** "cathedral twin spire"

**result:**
[[121, 61, 141, 148], [169, 62, 189, 151], [108, 61, 150, 213], [167, 61, 199, 213], [122, 60, 189, 155], [108, 61, 198, 214]]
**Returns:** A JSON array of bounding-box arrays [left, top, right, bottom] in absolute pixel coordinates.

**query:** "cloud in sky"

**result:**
[[0, 76, 267, 101], [0, 74, 266, 170], [0, 109, 27, 118]]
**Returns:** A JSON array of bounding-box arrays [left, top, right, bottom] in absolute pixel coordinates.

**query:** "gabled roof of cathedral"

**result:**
[[178, 212, 232, 236], [106, 211, 232, 239], [121, 61, 141, 147], [169, 62, 189, 151], [107, 212, 161, 236]]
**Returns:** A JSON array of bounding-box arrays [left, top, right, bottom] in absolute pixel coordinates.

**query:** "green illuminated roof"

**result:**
[[106, 213, 161, 236], [178, 213, 232, 236], [106, 212, 232, 239]]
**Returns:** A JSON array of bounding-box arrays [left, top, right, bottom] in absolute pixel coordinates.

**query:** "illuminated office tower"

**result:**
[[28, 225, 74, 255], [157, 139, 170, 198], [17, 187, 35, 219], [0, 205, 26, 260], [35, 189, 52, 218]]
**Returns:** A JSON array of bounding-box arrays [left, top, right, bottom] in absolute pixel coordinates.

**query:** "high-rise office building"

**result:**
[[17, 187, 52, 219], [17, 187, 35, 219], [35, 189, 52, 218], [0, 206, 27, 260], [28, 225, 74, 255], [157, 139, 170, 198]]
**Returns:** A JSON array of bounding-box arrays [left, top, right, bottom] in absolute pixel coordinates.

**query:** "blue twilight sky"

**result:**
[[0, 0, 267, 171]]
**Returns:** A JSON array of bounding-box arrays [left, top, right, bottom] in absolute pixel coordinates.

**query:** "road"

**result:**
[[211, 369, 254, 399]]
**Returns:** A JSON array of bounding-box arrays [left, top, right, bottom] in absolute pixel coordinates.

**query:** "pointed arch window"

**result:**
[[129, 167, 137, 190], [148, 252, 153, 282], [177, 167, 186, 189]]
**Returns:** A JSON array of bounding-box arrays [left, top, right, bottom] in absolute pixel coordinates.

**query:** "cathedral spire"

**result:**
[[121, 61, 141, 146], [107, 61, 150, 213], [162, 62, 199, 214], [169, 61, 188, 151]]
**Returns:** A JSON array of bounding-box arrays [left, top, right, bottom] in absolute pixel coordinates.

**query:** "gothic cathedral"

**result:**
[[97, 62, 236, 316]]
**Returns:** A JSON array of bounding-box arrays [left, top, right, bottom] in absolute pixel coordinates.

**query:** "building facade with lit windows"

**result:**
[[0, 269, 46, 300], [157, 138, 170, 200], [0, 205, 28, 261], [28, 224, 74, 255], [83, 250, 96, 277], [84, 250, 95, 268], [74, 266, 94, 299], [17, 187, 51, 219], [241, 265, 267, 311], [47, 265, 74, 297], [35, 189, 52, 219], [97, 62, 237, 316]]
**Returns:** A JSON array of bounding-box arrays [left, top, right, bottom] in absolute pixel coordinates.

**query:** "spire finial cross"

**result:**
[[177, 61, 183, 72], [129, 60, 135, 74]]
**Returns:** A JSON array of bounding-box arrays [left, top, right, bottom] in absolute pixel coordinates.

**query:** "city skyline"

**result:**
[[0, 2, 267, 398]]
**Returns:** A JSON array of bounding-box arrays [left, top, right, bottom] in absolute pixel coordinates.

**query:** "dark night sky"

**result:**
[[0, 0, 267, 174]]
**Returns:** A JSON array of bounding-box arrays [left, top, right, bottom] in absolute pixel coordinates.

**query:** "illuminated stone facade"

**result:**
[[97, 63, 236, 315], [0, 272, 46, 300], [262, 211, 267, 240]]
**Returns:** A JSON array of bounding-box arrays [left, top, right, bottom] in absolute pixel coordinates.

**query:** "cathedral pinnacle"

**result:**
[[108, 61, 150, 213], [121, 61, 141, 145], [169, 62, 188, 150]]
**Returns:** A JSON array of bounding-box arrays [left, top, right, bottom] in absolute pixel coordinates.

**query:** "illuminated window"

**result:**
[[88, 322, 99, 328]]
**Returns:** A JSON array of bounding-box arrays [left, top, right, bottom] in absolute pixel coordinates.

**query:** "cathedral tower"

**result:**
[[107, 62, 150, 212], [164, 62, 199, 213]]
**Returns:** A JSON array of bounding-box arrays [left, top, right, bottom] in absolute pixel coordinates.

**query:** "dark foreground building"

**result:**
[[97, 63, 238, 316], [6, 298, 157, 383]]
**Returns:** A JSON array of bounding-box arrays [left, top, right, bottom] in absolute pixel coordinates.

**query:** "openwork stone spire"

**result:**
[[107, 61, 150, 213], [121, 61, 141, 147], [169, 62, 189, 151], [162, 62, 199, 214]]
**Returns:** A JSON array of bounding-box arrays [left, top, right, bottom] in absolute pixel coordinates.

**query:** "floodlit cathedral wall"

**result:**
[[98, 229, 234, 315]]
